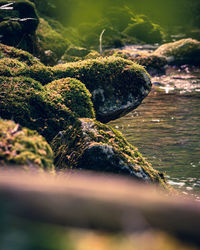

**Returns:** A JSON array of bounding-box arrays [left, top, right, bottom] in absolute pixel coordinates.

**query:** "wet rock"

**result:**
[[53, 56, 152, 123], [154, 38, 200, 65], [0, 0, 39, 53], [0, 119, 54, 170], [52, 118, 168, 188]]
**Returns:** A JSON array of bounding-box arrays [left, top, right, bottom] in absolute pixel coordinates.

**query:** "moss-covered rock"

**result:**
[[35, 18, 69, 65], [45, 78, 95, 119], [123, 16, 164, 44], [105, 49, 167, 75], [0, 119, 54, 170], [0, 76, 77, 142], [53, 56, 152, 123], [0, 41, 42, 66], [0, 0, 39, 52], [52, 118, 168, 188], [153, 38, 200, 65], [60, 46, 100, 63]]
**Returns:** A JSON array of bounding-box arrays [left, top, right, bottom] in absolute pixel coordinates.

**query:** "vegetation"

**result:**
[[0, 119, 54, 170]]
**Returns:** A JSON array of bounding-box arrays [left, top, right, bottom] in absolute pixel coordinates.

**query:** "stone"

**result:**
[[52, 118, 168, 189], [153, 38, 200, 65]]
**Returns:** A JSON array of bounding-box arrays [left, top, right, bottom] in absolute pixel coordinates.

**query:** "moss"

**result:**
[[60, 46, 100, 63], [35, 18, 69, 64], [0, 42, 43, 66], [53, 56, 151, 122], [123, 18, 164, 44], [0, 119, 54, 171], [154, 38, 200, 65], [0, 76, 77, 142], [0, 57, 27, 76], [45, 78, 95, 118], [52, 118, 170, 190]]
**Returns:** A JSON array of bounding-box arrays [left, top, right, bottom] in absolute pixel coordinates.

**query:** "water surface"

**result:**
[[109, 69, 200, 196]]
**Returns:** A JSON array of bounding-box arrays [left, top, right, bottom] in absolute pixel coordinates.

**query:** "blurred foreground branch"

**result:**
[[0, 169, 199, 246]]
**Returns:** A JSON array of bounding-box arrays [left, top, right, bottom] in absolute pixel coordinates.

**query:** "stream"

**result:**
[[109, 59, 200, 197]]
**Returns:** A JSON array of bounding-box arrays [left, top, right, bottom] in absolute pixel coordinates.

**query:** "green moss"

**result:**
[[0, 57, 27, 76], [45, 78, 95, 118], [60, 46, 100, 63], [0, 76, 77, 142], [35, 18, 69, 64], [52, 118, 170, 190], [154, 38, 200, 65], [0, 43, 43, 66], [0, 119, 54, 170], [123, 18, 164, 44], [52, 56, 149, 92]]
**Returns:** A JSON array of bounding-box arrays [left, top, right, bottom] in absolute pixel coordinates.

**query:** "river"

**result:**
[[109, 65, 200, 197]]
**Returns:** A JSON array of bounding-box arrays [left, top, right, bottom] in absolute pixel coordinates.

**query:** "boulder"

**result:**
[[0, 119, 54, 170], [52, 118, 168, 188], [53, 56, 152, 123], [0, 0, 39, 52], [153, 38, 200, 65]]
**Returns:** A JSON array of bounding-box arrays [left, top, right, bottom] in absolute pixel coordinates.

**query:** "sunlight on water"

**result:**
[[109, 71, 200, 196]]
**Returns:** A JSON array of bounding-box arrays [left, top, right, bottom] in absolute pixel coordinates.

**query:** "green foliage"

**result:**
[[45, 78, 95, 118], [0, 119, 54, 170]]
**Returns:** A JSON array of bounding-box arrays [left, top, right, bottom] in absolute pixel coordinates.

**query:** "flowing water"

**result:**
[[109, 66, 200, 197]]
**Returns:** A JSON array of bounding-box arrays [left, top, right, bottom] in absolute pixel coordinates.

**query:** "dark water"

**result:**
[[109, 69, 200, 197]]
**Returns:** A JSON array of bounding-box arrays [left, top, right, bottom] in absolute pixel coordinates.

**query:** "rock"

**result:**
[[123, 16, 164, 44], [52, 118, 168, 188], [0, 0, 39, 52], [153, 38, 200, 65], [0, 119, 54, 170], [53, 56, 152, 123]]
